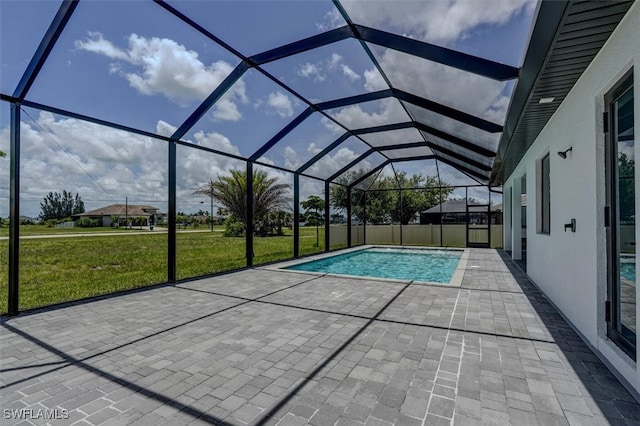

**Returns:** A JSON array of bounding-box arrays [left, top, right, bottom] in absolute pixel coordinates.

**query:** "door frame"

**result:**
[[605, 68, 635, 359], [466, 203, 491, 248]]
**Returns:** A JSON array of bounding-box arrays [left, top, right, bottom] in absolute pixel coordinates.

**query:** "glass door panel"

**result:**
[[607, 72, 635, 357], [615, 84, 636, 343]]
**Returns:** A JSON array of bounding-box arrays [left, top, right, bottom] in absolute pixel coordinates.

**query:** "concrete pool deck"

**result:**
[[1, 248, 639, 425]]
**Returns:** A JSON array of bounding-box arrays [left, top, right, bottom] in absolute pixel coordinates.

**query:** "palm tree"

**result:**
[[301, 195, 325, 247], [194, 169, 291, 235]]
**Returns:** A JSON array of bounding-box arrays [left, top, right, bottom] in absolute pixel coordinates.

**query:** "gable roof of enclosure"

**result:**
[[0, 0, 633, 191]]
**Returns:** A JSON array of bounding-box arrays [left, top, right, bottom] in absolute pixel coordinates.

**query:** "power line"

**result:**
[[21, 108, 121, 207]]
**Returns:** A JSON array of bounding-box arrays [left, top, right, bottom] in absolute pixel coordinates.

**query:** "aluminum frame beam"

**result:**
[[349, 161, 390, 188], [251, 89, 502, 168], [250, 108, 314, 161], [325, 149, 376, 183], [392, 89, 503, 133], [250, 26, 354, 65], [172, 62, 250, 140], [300, 121, 494, 180], [354, 25, 520, 81], [297, 133, 351, 174], [12, 0, 78, 100]]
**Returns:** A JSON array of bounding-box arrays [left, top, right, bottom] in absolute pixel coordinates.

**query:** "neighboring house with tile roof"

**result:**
[[75, 204, 163, 227], [420, 199, 502, 225]]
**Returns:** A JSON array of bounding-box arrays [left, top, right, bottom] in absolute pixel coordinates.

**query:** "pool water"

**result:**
[[620, 260, 636, 282], [285, 248, 462, 283]]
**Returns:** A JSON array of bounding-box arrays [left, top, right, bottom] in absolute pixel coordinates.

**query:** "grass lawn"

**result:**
[[0, 227, 342, 313], [0, 225, 159, 236]]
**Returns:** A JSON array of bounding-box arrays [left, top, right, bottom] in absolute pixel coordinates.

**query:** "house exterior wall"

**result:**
[[504, 2, 640, 393]]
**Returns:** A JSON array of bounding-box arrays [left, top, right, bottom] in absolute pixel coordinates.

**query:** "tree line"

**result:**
[[40, 190, 85, 220], [195, 168, 451, 238], [29, 168, 452, 233], [330, 170, 453, 225]]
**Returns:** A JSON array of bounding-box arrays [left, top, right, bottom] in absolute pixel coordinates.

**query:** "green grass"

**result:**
[[0, 225, 152, 236], [0, 227, 339, 313]]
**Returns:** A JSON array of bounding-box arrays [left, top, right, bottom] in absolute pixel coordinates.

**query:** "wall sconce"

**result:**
[[564, 218, 576, 232], [557, 147, 573, 159]]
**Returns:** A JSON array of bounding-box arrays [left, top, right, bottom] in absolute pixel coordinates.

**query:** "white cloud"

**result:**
[[307, 147, 363, 179], [316, 8, 345, 31], [75, 32, 129, 60], [363, 68, 386, 91], [267, 92, 294, 118], [341, 64, 361, 82], [307, 143, 323, 156], [360, 128, 423, 147], [328, 53, 342, 70], [212, 95, 242, 122], [108, 63, 122, 74], [326, 98, 409, 130], [0, 111, 250, 217], [366, 50, 511, 122], [156, 120, 177, 137], [283, 146, 301, 171], [340, 0, 535, 45], [345, 0, 534, 122], [193, 130, 240, 156], [297, 62, 325, 82], [297, 54, 365, 86], [76, 32, 247, 120], [1, 111, 170, 217]]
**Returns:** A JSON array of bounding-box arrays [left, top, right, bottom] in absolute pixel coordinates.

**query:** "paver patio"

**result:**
[[2, 248, 640, 425]]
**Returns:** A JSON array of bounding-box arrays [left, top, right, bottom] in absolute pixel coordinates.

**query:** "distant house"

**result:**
[[76, 204, 163, 227], [420, 200, 502, 225], [492, 194, 527, 212]]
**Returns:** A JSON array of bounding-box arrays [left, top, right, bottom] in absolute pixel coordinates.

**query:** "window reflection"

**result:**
[[615, 85, 635, 342]]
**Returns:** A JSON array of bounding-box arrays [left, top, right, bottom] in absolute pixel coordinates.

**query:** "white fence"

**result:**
[[328, 224, 503, 248]]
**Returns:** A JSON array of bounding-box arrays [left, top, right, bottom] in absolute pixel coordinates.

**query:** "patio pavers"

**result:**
[[2, 248, 640, 425], [260, 276, 404, 318]]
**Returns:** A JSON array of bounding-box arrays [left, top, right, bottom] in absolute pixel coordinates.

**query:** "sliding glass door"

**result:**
[[606, 70, 635, 358]]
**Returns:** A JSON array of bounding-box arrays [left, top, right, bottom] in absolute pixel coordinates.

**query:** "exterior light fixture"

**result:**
[[557, 147, 572, 159], [539, 97, 555, 104]]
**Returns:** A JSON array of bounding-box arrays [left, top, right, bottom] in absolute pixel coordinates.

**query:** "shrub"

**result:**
[[75, 217, 99, 228], [223, 216, 245, 237], [45, 218, 67, 227]]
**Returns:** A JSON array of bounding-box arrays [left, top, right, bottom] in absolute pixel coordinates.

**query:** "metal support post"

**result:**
[[246, 162, 254, 266], [324, 181, 330, 252], [168, 141, 177, 282], [293, 174, 300, 257], [8, 104, 20, 315]]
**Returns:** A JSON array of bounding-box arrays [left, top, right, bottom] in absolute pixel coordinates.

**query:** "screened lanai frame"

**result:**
[[1, 0, 564, 315]]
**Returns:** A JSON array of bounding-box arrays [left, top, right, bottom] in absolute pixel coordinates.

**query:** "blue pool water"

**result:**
[[285, 248, 462, 283], [620, 260, 636, 282]]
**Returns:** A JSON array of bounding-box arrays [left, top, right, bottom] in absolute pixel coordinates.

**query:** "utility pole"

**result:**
[[125, 196, 128, 229]]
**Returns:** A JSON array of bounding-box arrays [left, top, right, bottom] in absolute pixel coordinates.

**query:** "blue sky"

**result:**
[[0, 0, 534, 217]]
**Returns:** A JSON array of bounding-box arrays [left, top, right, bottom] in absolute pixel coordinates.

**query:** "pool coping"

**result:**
[[264, 245, 469, 287]]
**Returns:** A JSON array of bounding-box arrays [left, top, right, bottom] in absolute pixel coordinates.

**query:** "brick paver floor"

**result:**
[[2, 248, 640, 425]]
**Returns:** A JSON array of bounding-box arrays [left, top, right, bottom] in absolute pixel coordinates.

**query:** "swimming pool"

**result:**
[[282, 247, 465, 284], [621, 258, 635, 282]]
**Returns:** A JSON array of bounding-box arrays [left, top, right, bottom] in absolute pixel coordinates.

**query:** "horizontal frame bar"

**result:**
[[355, 25, 519, 81]]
